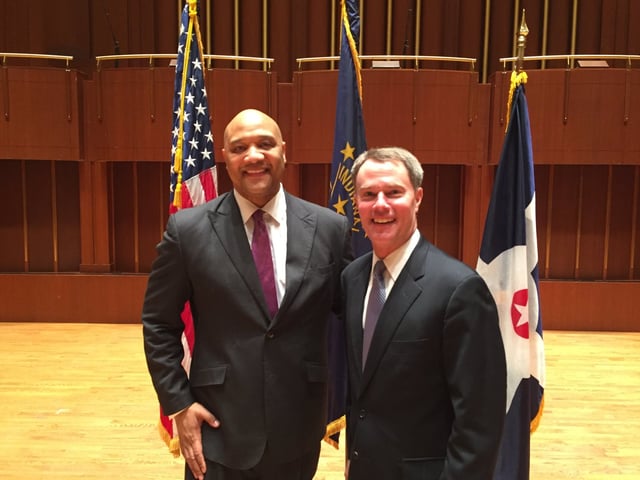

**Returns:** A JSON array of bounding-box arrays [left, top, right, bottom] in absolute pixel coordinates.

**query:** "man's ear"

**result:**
[[415, 186, 424, 211]]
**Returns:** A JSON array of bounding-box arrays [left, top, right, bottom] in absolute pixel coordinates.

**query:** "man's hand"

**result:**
[[175, 402, 220, 480]]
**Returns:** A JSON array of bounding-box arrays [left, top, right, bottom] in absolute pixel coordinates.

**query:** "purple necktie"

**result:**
[[362, 260, 386, 368], [251, 210, 278, 318]]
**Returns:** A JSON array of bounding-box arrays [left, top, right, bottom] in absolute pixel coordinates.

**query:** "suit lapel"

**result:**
[[276, 194, 316, 324], [346, 257, 372, 375], [207, 193, 271, 322], [360, 240, 429, 394]]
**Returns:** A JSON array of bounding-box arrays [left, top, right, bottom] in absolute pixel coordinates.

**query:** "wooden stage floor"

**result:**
[[0, 323, 638, 479]]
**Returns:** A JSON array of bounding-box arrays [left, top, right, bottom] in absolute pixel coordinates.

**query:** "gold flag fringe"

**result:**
[[505, 70, 528, 133], [323, 414, 347, 449]]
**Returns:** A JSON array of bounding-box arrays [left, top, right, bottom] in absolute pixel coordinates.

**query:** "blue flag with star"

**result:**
[[476, 71, 545, 480], [328, 0, 370, 256], [325, 0, 370, 449]]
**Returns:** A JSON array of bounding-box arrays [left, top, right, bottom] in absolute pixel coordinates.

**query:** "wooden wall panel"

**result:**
[[540, 280, 640, 331], [306, 1, 333, 58], [564, 70, 628, 164], [535, 165, 551, 279], [136, 162, 166, 273], [0, 68, 81, 161], [34, 1, 92, 64], [90, 0, 176, 67], [1, 161, 26, 272], [411, 70, 488, 165], [418, 165, 462, 259], [55, 161, 81, 272], [629, 1, 640, 57], [300, 163, 330, 206], [389, 0, 415, 56], [419, 0, 445, 56], [25, 161, 54, 272], [578, 0, 603, 54], [601, 0, 632, 59], [269, 0, 293, 82], [239, 0, 263, 60], [546, 166, 580, 278], [577, 166, 608, 280], [361, 0, 387, 55], [624, 70, 640, 153], [208, 69, 278, 138], [606, 166, 636, 279], [291, 71, 337, 164], [545, 0, 573, 64], [87, 68, 275, 163], [90, 67, 173, 162], [2, 275, 638, 331], [292, 69, 489, 166], [634, 168, 640, 280], [362, 69, 415, 151], [2, 1, 640, 92], [112, 163, 136, 272], [0, 273, 147, 324], [490, 69, 640, 165], [154, 0, 180, 55], [486, 0, 516, 75], [458, 0, 486, 62]]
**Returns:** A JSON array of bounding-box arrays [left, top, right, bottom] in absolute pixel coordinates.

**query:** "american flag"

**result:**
[[169, 0, 217, 214], [160, 0, 217, 457]]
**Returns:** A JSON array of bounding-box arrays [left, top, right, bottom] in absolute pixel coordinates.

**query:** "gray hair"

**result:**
[[351, 147, 424, 190]]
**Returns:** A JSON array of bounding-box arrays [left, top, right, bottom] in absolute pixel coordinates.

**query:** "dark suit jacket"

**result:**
[[343, 236, 506, 480], [142, 191, 351, 470]]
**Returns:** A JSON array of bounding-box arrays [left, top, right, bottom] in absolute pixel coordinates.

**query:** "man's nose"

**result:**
[[373, 192, 388, 208], [245, 145, 264, 160]]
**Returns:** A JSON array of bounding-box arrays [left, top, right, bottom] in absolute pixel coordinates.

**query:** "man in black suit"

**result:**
[[342, 147, 506, 479], [142, 109, 352, 480]]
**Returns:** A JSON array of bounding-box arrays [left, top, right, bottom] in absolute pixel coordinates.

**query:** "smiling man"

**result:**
[[142, 109, 352, 480], [342, 147, 507, 480]]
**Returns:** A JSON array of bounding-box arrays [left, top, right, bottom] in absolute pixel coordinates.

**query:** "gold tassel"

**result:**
[[505, 70, 528, 132], [323, 414, 347, 449]]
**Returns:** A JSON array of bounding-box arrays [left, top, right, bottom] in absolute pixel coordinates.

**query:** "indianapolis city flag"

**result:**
[[476, 70, 545, 479], [159, 0, 218, 457], [325, 0, 370, 448]]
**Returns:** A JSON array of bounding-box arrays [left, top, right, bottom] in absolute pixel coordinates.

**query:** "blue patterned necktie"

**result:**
[[251, 210, 278, 318], [362, 260, 386, 368]]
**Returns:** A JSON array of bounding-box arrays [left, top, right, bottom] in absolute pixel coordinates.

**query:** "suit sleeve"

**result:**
[[441, 274, 507, 480], [333, 215, 354, 316], [141, 214, 196, 415]]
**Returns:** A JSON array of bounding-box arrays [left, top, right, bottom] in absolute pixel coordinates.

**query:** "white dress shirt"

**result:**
[[362, 229, 421, 328], [234, 185, 287, 306]]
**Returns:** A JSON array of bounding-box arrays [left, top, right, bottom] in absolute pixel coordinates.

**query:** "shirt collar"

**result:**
[[372, 229, 421, 282], [234, 185, 285, 226]]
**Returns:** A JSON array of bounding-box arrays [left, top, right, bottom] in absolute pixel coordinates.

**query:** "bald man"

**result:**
[[143, 109, 352, 479]]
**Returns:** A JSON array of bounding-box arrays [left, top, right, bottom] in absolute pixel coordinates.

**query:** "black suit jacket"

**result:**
[[343, 237, 506, 480], [142, 191, 351, 469]]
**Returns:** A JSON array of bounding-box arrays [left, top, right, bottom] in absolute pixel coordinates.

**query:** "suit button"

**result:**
[[353, 450, 359, 458], [267, 332, 275, 339], [358, 409, 366, 419]]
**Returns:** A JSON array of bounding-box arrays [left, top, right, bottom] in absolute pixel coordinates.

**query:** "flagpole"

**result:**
[[506, 10, 528, 130], [515, 10, 528, 73]]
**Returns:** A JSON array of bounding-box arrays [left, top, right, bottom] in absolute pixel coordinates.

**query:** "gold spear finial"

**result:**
[[515, 9, 529, 73]]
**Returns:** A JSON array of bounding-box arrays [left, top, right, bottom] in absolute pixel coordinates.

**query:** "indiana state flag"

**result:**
[[328, 0, 370, 256], [476, 71, 545, 480], [325, 0, 370, 449]]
